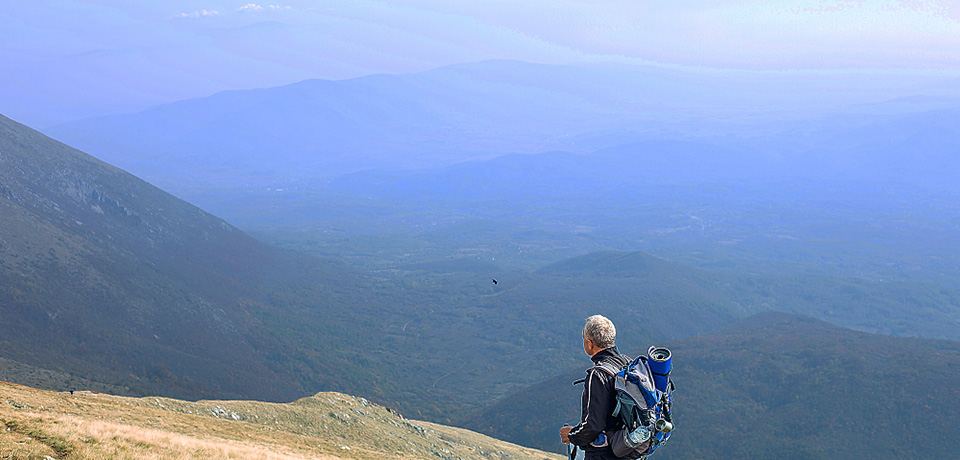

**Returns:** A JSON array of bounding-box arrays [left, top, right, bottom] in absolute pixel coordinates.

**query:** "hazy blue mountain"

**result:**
[[326, 139, 758, 202], [45, 61, 641, 192], [765, 108, 960, 187], [463, 312, 960, 459], [43, 62, 960, 298], [329, 105, 960, 199], [45, 60, 957, 199]]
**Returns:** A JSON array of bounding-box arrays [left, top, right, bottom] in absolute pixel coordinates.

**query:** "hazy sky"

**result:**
[[3, 0, 959, 125]]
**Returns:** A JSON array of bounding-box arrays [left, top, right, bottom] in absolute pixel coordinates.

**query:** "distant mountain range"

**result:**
[[44, 60, 960, 200], [325, 105, 960, 198], [463, 312, 960, 459], [40, 61, 960, 305]]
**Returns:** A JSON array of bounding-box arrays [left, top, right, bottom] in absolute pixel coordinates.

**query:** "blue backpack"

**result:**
[[595, 346, 675, 459]]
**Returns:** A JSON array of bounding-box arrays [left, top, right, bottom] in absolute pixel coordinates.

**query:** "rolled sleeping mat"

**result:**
[[647, 346, 672, 392]]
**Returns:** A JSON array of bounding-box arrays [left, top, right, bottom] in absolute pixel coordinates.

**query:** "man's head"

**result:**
[[582, 315, 616, 356]]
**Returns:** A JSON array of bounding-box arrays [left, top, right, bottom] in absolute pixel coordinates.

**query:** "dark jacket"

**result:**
[[568, 347, 630, 455]]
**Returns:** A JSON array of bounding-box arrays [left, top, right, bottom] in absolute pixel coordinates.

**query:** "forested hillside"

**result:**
[[462, 312, 960, 459]]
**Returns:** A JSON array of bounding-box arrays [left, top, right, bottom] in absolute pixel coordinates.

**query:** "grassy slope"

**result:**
[[0, 380, 560, 460]]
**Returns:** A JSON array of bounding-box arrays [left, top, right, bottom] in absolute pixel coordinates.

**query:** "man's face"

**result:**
[[582, 328, 593, 356]]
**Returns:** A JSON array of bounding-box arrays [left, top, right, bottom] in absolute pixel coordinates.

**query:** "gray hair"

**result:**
[[584, 315, 616, 349]]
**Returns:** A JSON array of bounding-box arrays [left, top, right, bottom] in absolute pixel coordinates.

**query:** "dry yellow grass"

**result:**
[[1, 381, 561, 460]]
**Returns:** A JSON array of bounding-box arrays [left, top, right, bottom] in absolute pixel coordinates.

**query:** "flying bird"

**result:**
[[491, 278, 498, 285]]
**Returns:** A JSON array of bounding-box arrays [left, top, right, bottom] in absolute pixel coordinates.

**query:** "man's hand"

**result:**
[[559, 425, 573, 444]]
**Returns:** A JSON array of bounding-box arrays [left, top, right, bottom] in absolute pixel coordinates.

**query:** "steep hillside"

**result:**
[[0, 113, 375, 402], [0, 381, 560, 460], [461, 312, 960, 459]]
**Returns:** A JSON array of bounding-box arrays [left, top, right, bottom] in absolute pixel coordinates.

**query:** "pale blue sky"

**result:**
[[3, 0, 959, 125]]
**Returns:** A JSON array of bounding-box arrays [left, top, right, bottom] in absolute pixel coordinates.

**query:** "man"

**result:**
[[560, 315, 630, 460]]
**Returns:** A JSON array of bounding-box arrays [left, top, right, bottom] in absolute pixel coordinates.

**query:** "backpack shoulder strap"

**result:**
[[593, 361, 632, 424], [593, 361, 620, 377], [572, 361, 621, 385]]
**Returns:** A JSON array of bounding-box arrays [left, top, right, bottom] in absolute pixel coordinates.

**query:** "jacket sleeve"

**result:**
[[567, 368, 612, 447]]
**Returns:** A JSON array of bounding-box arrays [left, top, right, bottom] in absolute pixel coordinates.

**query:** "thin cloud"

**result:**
[[177, 10, 219, 18], [237, 4, 291, 12]]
